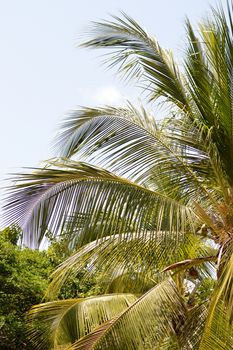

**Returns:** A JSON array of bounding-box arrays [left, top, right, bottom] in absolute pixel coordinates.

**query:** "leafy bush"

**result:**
[[0, 227, 99, 349]]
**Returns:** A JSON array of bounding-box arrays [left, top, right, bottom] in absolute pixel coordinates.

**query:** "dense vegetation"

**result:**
[[0, 227, 99, 349], [0, 227, 51, 349], [3, 1, 233, 349]]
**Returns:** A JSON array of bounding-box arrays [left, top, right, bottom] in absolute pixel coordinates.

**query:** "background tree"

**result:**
[[0, 227, 100, 349], [0, 226, 51, 350]]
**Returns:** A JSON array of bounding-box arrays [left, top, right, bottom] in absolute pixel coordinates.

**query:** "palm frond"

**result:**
[[198, 300, 233, 350], [184, 19, 216, 128], [164, 115, 229, 200], [197, 242, 233, 349], [55, 104, 160, 184], [185, 4, 233, 183], [81, 12, 189, 109], [66, 279, 186, 350], [27, 294, 137, 350], [55, 105, 220, 211], [3, 160, 197, 248], [46, 232, 216, 300], [178, 303, 208, 349], [56, 103, 158, 156]]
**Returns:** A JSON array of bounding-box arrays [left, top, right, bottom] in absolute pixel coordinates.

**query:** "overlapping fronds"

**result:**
[[27, 294, 137, 350], [4, 2, 233, 349], [80, 7, 233, 186], [184, 3, 233, 183], [46, 232, 216, 300], [178, 303, 208, 349], [66, 279, 186, 350], [201, 242, 233, 323], [55, 104, 223, 212], [163, 115, 229, 202], [3, 160, 197, 248]]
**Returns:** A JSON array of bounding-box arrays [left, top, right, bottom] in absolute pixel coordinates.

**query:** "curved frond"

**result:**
[[46, 232, 216, 299], [81, 13, 189, 110], [67, 279, 186, 350], [27, 294, 137, 350], [55, 105, 220, 212], [55, 104, 160, 184], [56, 103, 158, 156], [3, 160, 197, 248]]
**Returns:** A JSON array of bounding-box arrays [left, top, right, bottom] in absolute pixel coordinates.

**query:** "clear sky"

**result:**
[[0, 0, 216, 209]]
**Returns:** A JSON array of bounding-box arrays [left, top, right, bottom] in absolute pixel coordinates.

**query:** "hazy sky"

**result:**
[[0, 0, 216, 207]]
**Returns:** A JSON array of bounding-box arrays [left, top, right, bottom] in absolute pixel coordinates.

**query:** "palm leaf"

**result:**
[[46, 232, 216, 300], [27, 294, 137, 350], [55, 104, 160, 184], [3, 160, 197, 248], [66, 279, 186, 350], [198, 300, 233, 350], [81, 13, 189, 109], [55, 105, 220, 210], [178, 303, 208, 349], [185, 4, 233, 183], [197, 242, 233, 349]]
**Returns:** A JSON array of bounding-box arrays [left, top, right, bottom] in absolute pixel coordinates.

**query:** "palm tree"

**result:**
[[4, 1, 233, 349]]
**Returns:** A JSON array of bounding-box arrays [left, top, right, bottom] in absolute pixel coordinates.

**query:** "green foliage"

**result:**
[[4, 1, 233, 349], [0, 227, 51, 350], [46, 231, 104, 299], [1, 225, 21, 245], [0, 227, 100, 349]]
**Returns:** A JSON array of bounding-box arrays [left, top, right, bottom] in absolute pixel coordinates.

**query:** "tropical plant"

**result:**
[[3, 1, 233, 349]]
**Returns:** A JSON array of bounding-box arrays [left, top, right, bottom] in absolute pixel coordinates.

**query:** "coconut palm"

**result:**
[[4, 1, 233, 349]]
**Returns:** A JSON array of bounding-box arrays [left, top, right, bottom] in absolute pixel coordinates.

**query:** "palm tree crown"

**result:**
[[3, 2, 233, 349]]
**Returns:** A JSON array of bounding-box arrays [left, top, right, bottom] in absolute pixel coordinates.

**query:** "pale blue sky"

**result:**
[[0, 0, 215, 205]]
